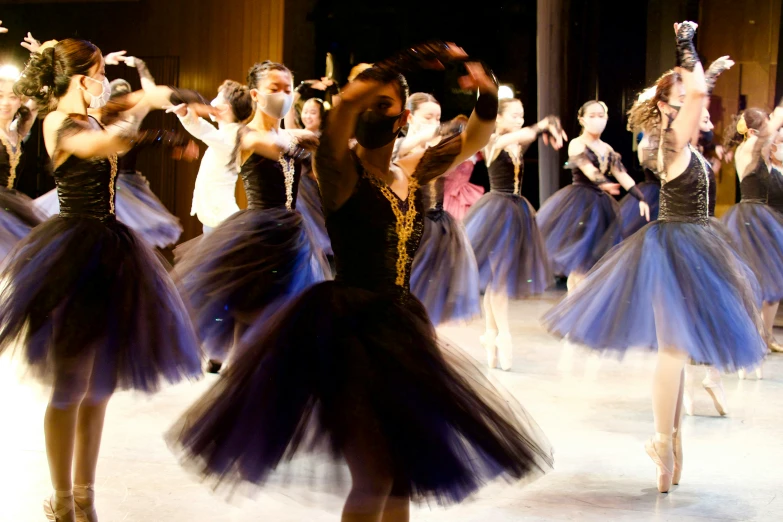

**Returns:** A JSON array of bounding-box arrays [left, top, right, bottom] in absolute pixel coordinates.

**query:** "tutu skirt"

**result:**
[[465, 192, 552, 298], [296, 174, 332, 256], [173, 207, 330, 359], [721, 202, 783, 302], [167, 282, 552, 504], [542, 220, 767, 371], [0, 216, 202, 397], [443, 162, 484, 221], [537, 184, 621, 276], [0, 187, 45, 259], [33, 173, 183, 248], [410, 208, 480, 325], [619, 182, 660, 238]]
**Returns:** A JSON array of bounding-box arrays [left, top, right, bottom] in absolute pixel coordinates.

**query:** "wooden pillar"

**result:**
[[537, 0, 565, 204]]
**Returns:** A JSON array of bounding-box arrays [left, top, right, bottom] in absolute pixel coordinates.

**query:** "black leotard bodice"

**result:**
[[739, 161, 770, 204], [768, 166, 783, 214], [239, 152, 302, 211], [489, 149, 526, 196], [658, 148, 711, 226]]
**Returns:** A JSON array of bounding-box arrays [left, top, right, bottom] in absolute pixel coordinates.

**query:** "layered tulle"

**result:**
[[465, 192, 552, 298], [296, 173, 332, 256], [443, 160, 484, 221], [34, 173, 183, 248], [537, 184, 621, 276], [0, 187, 45, 259], [721, 202, 783, 302], [0, 216, 203, 396], [172, 208, 330, 360], [543, 221, 767, 371], [619, 182, 660, 238], [410, 208, 480, 325], [167, 282, 552, 504]]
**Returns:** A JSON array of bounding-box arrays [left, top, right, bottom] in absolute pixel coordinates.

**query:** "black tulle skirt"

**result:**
[[0, 216, 203, 397], [464, 192, 552, 298], [296, 174, 332, 256], [173, 207, 330, 360], [410, 208, 480, 325], [543, 220, 767, 371], [0, 187, 45, 259], [537, 184, 621, 276], [721, 201, 783, 302], [167, 282, 552, 504], [619, 182, 660, 238]]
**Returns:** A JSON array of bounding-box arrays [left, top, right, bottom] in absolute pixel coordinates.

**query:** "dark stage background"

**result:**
[[0, 0, 776, 241]]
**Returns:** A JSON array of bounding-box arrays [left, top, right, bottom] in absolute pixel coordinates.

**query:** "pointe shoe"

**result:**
[[44, 494, 75, 522], [496, 333, 513, 371], [74, 485, 97, 522], [702, 377, 728, 416], [645, 438, 674, 493], [768, 340, 783, 353], [480, 330, 498, 369], [738, 366, 763, 380], [672, 430, 683, 485]]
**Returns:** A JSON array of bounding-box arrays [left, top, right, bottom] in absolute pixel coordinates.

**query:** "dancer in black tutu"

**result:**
[[721, 106, 783, 363], [168, 43, 552, 521], [0, 63, 45, 259], [464, 97, 565, 370], [172, 60, 330, 369], [32, 44, 193, 248], [398, 94, 481, 326], [3, 38, 204, 522], [537, 100, 650, 291], [283, 93, 334, 259], [544, 22, 767, 493], [768, 128, 783, 216]]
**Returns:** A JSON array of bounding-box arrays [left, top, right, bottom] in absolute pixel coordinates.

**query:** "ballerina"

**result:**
[[167, 42, 552, 522], [32, 47, 193, 247], [4, 37, 205, 522], [172, 60, 330, 369], [464, 97, 566, 370], [537, 99, 650, 290], [543, 22, 767, 493]]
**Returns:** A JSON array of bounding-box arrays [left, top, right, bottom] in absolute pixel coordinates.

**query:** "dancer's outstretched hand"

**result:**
[[640, 201, 651, 222], [0, 21, 8, 34], [541, 116, 568, 150], [458, 62, 498, 96], [599, 183, 621, 196], [104, 50, 127, 66], [21, 32, 41, 53]]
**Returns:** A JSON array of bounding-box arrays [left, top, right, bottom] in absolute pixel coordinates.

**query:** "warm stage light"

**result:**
[[0, 64, 21, 81], [498, 84, 515, 99]]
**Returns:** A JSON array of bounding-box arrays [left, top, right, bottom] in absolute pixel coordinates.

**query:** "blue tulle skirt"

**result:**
[[172, 207, 330, 360], [296, 173, 332, 256], [0, 187, 45, 259], [537, 184, 621, 276], [464, 192, 552, 298], [542, 220, 767, 371], [721, 201, 783, 302], [33, 172, 182, 248], [167, 282, 552, 504], [619, 182, 660, 238], [0, 216, 203, 397], [410, 208, 480, 325]]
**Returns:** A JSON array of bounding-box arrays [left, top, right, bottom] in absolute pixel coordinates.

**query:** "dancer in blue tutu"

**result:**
[[537, 100, 650, 291], [167, 43, 552, 521], [721, 106, 783, 362], [4, 38, 205, 522], [543, 22, 767, 493], [396, 94, 481, 327], [172, 60, 330, 369], [33, 50, 194, 247], [464, 97, 565, 370], [0, 63, 45, 259]]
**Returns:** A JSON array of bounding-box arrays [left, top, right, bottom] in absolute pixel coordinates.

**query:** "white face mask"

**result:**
[[258, 92, 293, 119], [209, 96, 220, 122], [413, 122, 439, 136], [583, 118, 607, 135], [83, 76, 111, 109], [774, 147, 783, 163]]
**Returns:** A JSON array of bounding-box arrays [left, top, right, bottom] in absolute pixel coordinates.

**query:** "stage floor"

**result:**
[[2, 291, 782, 521]]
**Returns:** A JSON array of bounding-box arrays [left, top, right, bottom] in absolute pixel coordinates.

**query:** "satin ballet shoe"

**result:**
[[480, 330, 498, 369], [702, 377, 728, 416], [672, 430, 683, 485], [74, 485, 97, 522], [44, 493, 75, 522], [738, 366, 763, 380], [768, 340, 783, 353], [496, 333, 513, 371], [645, 437, 674, 493]]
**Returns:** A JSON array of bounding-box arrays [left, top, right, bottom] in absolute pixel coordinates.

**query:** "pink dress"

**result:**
[[443, 158, 484, 221]]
